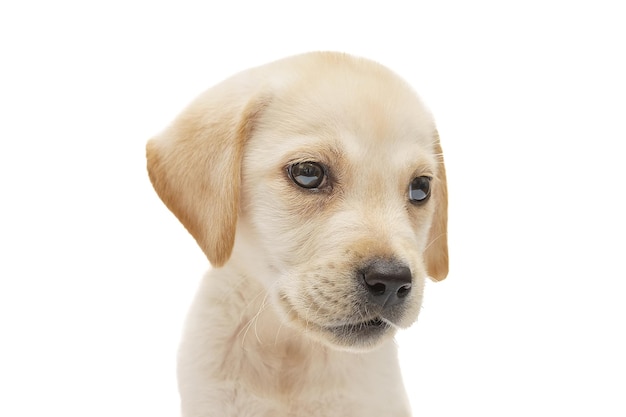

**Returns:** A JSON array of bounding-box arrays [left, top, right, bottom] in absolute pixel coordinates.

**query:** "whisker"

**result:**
[[252, 292, 271, 344], [237, 287, 270, 348], [424, 231, 448, 252]]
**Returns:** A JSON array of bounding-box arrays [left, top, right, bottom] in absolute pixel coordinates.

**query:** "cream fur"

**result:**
[[147, 52, 448, 417]]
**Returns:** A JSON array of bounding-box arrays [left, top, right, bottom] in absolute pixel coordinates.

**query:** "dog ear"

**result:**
[[425, 135, 449, 281], [146, 84, 268, 267]]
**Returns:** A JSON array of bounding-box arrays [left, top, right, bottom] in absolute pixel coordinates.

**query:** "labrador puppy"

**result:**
[[147, 51, 448, 417]]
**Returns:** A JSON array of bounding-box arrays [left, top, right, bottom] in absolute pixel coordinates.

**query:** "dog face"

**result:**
[[147, 52, 448, 351]]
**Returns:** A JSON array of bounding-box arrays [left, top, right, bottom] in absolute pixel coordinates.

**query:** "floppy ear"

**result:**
[[146, 85, 267, 267], [425, 134, 449, 281]]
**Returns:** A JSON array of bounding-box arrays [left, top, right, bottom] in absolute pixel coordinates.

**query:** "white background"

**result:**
[[1, 1, 625, 416]]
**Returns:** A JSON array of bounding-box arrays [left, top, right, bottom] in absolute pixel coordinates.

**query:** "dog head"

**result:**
[[147, 52, 448, 351]]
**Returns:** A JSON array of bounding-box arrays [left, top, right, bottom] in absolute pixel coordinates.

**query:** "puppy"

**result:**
[[147, 52, 448, 417]]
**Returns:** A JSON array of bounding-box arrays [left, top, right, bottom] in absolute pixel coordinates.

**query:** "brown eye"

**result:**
[[409, 176, 431, 204], [288, 162, 326, 189]]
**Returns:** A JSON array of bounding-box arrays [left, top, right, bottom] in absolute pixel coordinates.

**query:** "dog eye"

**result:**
[[409, 176, 431, 204], [288, 162, 326, 189]]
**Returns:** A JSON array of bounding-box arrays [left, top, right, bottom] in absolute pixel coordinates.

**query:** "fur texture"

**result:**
[[147, 52, 448, 417]]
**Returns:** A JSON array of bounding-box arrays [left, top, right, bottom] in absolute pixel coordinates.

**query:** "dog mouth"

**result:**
[[326, 317, 388, 333], [322, 317, 394, 348], [278, 294, 398, 349]]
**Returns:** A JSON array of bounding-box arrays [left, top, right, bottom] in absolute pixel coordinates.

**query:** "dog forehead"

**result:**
[[270, 56, 431, 135], [275, 62, 430, 128], [246, 52, 438, 170], [257, 89, 436, 169]]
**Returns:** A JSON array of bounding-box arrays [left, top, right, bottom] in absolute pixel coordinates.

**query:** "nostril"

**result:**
[[368, 282, 387, 296], [397, 283, 411, 298]]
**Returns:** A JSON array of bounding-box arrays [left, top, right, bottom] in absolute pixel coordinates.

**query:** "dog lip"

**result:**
[[280, 295, 394, 346], [317, 316, 394, 348], [325, 317, 391, 336]]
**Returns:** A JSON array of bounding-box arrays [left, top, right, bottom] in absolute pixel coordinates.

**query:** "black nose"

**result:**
[[362, 260, 412, 307]]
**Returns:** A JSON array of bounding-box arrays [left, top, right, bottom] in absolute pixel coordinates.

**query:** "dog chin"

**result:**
[[322, 317, 398, 351], [287, 315, 398, 352], [275, 294, 402, 351]]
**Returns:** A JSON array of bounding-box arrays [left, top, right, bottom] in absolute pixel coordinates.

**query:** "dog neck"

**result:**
[[178, 264, 406, 410]]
